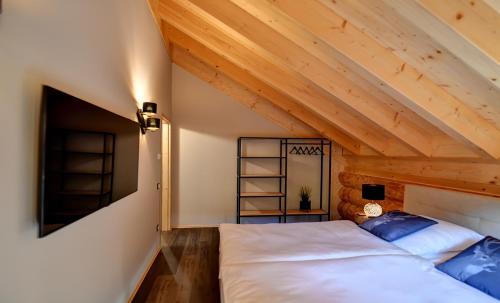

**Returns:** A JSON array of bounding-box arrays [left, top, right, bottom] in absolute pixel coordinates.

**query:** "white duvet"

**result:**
[[221, 255, 497, 303], [219, 220, 408, 267]]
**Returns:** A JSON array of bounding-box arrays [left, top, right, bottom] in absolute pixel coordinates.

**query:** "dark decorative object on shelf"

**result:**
[[299, 186, 312, 211], [137, 102, 161, 134], [289, 145, 323, 155]]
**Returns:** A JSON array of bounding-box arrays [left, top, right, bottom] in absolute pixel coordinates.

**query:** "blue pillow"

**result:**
[[437, 236, 500, 300], [359, 211, 437, 241]]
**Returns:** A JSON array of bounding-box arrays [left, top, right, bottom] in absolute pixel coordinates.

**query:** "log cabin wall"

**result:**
[[337, 154, 500, 220], [337, 172, 405, 221], [344, 156, 500, 197]]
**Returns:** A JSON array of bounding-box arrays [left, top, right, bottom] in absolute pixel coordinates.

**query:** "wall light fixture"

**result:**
[[137, 102, 161, 134]]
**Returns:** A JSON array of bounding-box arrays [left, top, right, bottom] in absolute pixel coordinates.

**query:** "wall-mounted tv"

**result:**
[[39, 86, 139, 237]]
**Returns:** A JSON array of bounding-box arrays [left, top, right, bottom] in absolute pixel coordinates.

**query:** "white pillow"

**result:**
[[420, 251, 460, 265], [392, 216, 483, 256]]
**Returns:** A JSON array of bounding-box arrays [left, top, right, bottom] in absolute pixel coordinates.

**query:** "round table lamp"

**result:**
[[362, 184, 385, 217]]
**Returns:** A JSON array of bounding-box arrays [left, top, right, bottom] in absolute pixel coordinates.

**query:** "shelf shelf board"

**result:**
[[286, 209, 328, 216], [240, 174, 285, 178], [49, 209, 97, 216], [52, 150, 113, 156], [57, 190, 110, 196], [240, 210, 284, 217], [240, 192, 285, 197], [51, 170, 112, 175]]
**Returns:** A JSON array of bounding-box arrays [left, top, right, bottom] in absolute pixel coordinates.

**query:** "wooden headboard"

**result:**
[[337, 172, 500, 237], [405, 185, 500, 238]]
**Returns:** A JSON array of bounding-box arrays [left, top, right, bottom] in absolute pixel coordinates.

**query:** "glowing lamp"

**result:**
[[363, 203, 383, 217], [362, 184, 385, 217]]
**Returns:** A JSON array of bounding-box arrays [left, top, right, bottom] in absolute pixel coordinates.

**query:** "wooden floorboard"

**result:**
[[133, 228, 220, 303]]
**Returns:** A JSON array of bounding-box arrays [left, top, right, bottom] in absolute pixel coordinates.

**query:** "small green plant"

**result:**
[[299, 186, 312, 201]]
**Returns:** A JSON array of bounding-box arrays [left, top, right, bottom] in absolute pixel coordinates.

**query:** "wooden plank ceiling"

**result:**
[[148, 0, 500, 159]]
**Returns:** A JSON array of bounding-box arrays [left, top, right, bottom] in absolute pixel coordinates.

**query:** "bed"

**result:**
[[219, 185, 500, 302], [219, 219, 407, 267]]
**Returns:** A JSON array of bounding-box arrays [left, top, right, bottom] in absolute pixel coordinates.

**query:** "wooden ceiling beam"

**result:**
[[266, 0, 500, 159], [171, 46, 318, 137], [147, 0, 172, 58], [417, 0, 500, 65], [188, 0, 434, 157], [321, 0, 500, 130], [483, 0, 500, 13], [229, 0, 482, 159], [373, 0, 500, 92], [157, 0, 417, 156], [162, 26, 363, 154]]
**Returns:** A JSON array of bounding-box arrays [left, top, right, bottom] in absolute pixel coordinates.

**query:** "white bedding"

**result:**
[[221, 255, 498, 303], [219, 220, 408, 267]]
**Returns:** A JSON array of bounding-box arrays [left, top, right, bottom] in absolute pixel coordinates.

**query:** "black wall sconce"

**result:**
[[137, 102, 161, 134]]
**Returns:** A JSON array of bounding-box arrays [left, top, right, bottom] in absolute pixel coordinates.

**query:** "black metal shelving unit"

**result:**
[[236, 137, 332, 224]]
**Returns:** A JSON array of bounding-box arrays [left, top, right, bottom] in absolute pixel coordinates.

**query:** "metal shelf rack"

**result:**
[[236, 137, 332, 224]]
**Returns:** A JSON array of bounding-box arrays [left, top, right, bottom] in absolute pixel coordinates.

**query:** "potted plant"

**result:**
[[299, 186, 312, 211]]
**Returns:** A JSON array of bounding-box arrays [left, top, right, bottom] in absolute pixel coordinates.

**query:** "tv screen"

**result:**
[[39, 86, 139, 237]]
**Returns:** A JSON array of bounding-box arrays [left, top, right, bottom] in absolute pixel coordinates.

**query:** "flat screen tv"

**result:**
[[39, 86, 139, 237]]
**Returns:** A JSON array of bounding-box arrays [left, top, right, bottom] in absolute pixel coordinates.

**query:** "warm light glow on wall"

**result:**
[[126, 38, 153, 107], [131, 75, 148, 107]]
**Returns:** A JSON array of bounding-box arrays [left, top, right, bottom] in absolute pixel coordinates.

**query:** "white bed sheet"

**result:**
[[221, 255, 497, 303], [219, 220, 408, 267]]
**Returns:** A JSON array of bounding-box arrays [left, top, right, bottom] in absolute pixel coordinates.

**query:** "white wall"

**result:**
[[0, 1, 171, 302], [172, 64, 329, 226]]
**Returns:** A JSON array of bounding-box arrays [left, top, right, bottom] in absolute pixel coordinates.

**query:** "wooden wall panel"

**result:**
[[344, 156, 500, 197], [338, 155, 500, 220]]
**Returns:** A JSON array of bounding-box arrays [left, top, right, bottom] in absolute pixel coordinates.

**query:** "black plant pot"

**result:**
[[300, 199, 311, 211]]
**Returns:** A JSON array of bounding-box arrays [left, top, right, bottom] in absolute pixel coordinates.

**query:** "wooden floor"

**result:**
[[133, 228, 220, 303]]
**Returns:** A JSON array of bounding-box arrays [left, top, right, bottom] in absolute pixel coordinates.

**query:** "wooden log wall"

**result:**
[[338, 172, 405, 221], [344, 156, 500, 197]]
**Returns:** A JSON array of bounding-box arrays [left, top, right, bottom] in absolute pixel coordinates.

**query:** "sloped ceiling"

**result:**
[[148, 0, 500, 159]]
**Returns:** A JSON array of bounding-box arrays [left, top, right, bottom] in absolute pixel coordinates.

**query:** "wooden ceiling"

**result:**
[[148, 0, 500, 159]]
